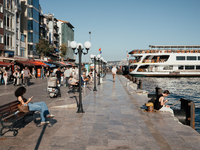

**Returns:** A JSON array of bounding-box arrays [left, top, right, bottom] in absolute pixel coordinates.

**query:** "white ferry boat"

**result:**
[[128, 45, 200, 77]]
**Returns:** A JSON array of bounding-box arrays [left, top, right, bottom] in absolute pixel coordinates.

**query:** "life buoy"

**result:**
[[150, 50, 154, 53], [181, 50, 185, 53], [155, 50, 158, 53], [138, 51, 141, 54], [168, 50, 171, 53], [190, 50, 194, 53], [134, 51, 137, 54], [129, 60, 132, 63], [195, 50, 198, 53], [146, 50, 150, 53], [186, 50, 189, 53], [177, 50, 180, 53], [164, 50, 167, 53], [159, 50, 162, 53]]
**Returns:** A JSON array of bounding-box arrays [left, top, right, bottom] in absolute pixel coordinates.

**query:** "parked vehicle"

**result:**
[[47, 77, 61, 98]]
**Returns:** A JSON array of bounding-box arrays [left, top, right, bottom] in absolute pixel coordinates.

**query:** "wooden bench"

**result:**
[[0, 100, 35, 136]]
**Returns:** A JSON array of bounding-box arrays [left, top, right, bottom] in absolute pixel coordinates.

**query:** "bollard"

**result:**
[[138, 79, 142, 90], [173, 98, 195, 129], [146, 102, 154, 112]]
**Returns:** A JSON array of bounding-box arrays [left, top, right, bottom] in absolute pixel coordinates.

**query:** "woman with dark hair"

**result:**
[[15, 87, 55, 126]]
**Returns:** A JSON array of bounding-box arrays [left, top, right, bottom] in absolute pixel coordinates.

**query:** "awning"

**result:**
[[15, 60, 35, 67], [29, 60, 48, 67], [48, 62, 64, 67], [0, 61, 13, 67], [43, 62, 56, 68]]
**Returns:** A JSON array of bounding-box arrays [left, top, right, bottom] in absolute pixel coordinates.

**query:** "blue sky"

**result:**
[[40, 0, 200, 62]]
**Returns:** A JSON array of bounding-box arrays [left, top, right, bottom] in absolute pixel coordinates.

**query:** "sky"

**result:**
[[39, 0, 200, 62]]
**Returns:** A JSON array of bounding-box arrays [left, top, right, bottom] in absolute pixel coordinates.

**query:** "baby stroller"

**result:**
[[47, 77, 61, 98]]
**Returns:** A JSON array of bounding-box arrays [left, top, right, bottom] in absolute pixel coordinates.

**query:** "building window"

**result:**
[[21, 34, 25, 42], [187, 56, 196, 60], [0, 35, 3, 43], [176, 56, 185, 60], [16, 28, 18, 39], [0, 4, 3, 13], [0, 20, 3, 28], [20, 47, 25, 57]]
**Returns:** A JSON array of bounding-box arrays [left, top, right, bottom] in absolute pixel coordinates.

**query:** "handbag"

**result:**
[[18, 104, 29, 113]]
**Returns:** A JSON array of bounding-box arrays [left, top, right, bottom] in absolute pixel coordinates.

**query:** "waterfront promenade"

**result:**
[[1, 74, 200, 150]]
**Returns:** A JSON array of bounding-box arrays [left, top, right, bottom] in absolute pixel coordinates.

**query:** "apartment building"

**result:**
[[44, 13, 59, 54], [0, 0, 3, 57], [57, 19, 74, 61], [21, 0, 40, 58], [3, 0, 16, 58]]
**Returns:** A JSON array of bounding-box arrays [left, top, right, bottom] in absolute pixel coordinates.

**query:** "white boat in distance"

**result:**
[[128, 45, 200, 77]]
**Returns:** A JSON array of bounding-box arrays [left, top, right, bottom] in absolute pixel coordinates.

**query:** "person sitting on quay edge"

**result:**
[[15, 86, 55, 126], [154, 90, 174, 115]]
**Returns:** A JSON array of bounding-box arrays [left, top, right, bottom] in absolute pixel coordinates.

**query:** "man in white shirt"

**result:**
[[64, 67, 71, 87], [111, 66, 117, 82]]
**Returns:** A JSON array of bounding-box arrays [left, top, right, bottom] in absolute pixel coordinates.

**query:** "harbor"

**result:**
[[1, 74, 200, 150]]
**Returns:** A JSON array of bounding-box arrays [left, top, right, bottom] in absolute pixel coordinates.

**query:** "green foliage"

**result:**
[[60, 43, 68, 57], [35, 38, 54, 57]]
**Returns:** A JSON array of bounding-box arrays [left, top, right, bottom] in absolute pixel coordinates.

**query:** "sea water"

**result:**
[[139, 77, 200, 133]]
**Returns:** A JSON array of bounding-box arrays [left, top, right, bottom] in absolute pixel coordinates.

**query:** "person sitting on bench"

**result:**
[[15, 87, 55, 126]]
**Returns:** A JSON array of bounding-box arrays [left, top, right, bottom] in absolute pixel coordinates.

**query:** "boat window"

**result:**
[[185, 66, 194, 70], [196, 66, 200, 70], [130, 65, 137, 70], [178, 66, 184, 70], [187, 56, 196, 60], [138, 65, 149, 69], [198, 56, 200, 60], [163, 66, 173, 70], [176, 56, 185, 60]]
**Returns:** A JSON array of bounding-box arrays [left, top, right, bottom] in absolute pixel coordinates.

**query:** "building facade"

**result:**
[[44, 13, 59, 53], [0, 0, 3, 56], [57, 19, 74, 61], [21, 0, 40, 58], [3, 0, 15, 58]]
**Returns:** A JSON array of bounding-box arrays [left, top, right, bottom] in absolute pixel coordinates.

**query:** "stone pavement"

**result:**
[[1, 74, 200, 150]]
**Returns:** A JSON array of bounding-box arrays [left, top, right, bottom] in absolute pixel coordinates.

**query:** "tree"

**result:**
[[60, 43, 68, 61], [35, 38, 54, 59]]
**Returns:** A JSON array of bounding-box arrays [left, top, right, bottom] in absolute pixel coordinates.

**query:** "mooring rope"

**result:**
[[170, 99, 181, 107]]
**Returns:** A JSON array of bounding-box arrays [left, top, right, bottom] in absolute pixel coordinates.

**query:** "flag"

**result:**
[[127, 52, 129, 57], [100, 50, 102, 54], [99, 48, 101, 51]]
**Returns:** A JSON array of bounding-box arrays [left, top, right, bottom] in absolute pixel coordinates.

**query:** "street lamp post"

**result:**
[[90, 54, 97, 91], [97, 54, 101, 85], [70, 41, 91, 113]]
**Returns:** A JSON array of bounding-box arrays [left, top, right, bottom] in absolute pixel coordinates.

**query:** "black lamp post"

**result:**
[[70, 41, 91, 113], [90, 54, 97, 91], [97, 54, 101, 85]]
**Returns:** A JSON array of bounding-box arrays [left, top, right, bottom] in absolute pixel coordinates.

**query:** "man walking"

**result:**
[[64, 67, 71, 87], [55, 67, 62, 84], [111, 66, 117, 82], [23, 67, 31, 86], [41, 67, 45, 79]]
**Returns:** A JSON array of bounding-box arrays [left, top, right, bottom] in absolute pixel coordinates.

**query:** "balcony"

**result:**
[[4, 7, 15, 14], [5, 46, 14, 51], [5, 26, 14, 32], [16, 23, 19, 29]]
